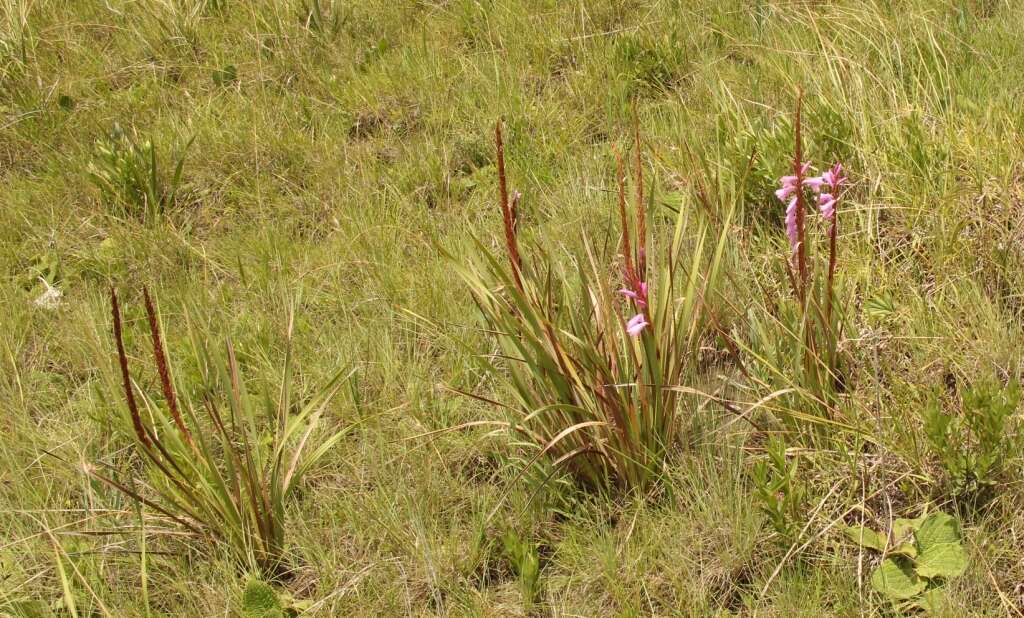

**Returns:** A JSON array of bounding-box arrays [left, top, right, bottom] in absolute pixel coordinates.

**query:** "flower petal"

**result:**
[[818, 193, 836, 219], [626, 313, 649, 337], [785, 197, 798, 253], [775, 185, 795, 202], [803, 176, 826, 191]]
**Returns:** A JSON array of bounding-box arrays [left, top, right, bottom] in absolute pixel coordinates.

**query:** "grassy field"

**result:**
[[3, 0, 1024, 615]]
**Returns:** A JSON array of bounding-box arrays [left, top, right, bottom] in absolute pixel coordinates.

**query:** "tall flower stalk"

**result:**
[[765, 100, 848, 428], [448, 121, 732, 493]]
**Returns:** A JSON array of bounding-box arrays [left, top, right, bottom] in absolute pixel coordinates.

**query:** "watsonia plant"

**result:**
[[450, 122, 731, 493], [85, 289, 350, 578], [745, 101, 848, 433]]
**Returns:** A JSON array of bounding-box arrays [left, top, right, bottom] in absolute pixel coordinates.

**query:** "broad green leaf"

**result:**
[[914, 513, 967, 580], [893, 516, 926, 541], [242, 579, 284, 618], [842, 525, 887, 552], [871, 558, 926, 600], [864, 294, 896, 320], [892, 542, 917, 559], [915, 588, 948, 613]]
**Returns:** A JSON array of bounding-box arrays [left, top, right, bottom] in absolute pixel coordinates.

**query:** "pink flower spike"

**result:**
[[822, 163, 845, 191], [626, 313, 649, 337], [785, 198, 798, 253], [776, 163, 811, 202]]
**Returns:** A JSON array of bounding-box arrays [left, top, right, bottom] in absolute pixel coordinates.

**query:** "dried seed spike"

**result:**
[[111, 288, 150, 448], [143, 287, 192, 447], [495, 119, 523, 291]]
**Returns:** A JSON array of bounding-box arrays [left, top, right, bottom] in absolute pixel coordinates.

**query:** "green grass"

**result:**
[[3, 0, 1024, 615]]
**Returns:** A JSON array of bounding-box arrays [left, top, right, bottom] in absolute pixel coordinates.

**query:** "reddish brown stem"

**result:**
[[495, 120, 523, 291], [826, 198, 840, 392], [614, 147, 635, 282], [793, 93, 808, 300], [110, 288, 150, 449], [143, 287, 193, 448], [633, 125, 646, 277], [826, 193, 839, 327]]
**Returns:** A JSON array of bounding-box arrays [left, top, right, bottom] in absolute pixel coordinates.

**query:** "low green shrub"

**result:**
[[922, 378, 1020, 500]]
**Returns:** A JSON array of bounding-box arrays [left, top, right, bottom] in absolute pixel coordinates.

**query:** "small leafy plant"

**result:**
[[501, 529, 541, 607], [751, 437, 807, 544], [87, 124, 193, 223], [297, 0, 342, 40], [922, 379, 1020, 500], [241, 578, 311, 617], [450, 122, 731, 493], [844, 511, 968, 610], [86, 289, 350, 578]]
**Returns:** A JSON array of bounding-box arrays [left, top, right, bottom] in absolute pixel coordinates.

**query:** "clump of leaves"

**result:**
[[751, 436, 807, 544], [612, 31, 687, 96], [84, 289, 351, 578], [922, 378, 1020, 501], [212, 63, 238, 87], [297, 0, 343, 40], [19, 250, 60, 291], [844, 511, 968, 611], [501, 529, 541, 608], [87, 124, 194, 223], [242, 578, 311, 617], [449, 122, 731, 494], [0, 0, 32, 90]]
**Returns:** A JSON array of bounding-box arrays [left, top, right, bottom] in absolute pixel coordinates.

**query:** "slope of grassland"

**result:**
[[3, 0, 1024, 615]]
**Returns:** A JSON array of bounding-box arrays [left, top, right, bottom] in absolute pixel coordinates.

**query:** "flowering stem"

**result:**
[[793, 93, 808, 301], [633, 124, 646, 277], [615, 148, 634, 282], [825, 198, 839, 389]]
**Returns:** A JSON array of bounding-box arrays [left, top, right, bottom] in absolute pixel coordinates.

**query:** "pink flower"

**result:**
[[821, 163, 844, 190], [803, 175, 826, 191], [775, 182, 796, 202], [818, 193, 836, 220], [618, 281, 648, 308], [806, 163, 845, 195], [785, 198, 798, 253], [804, 162, 844, 221], [626, 313, 648, 337], [775, 162, 811, 203]]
